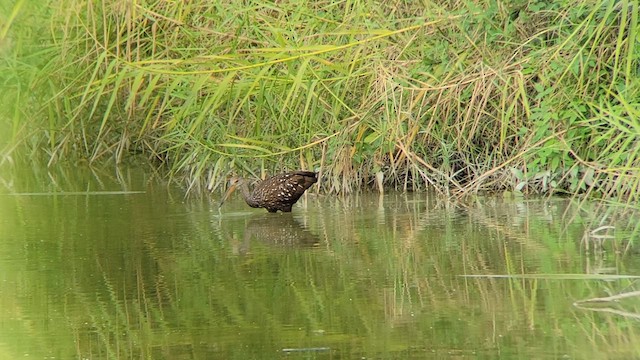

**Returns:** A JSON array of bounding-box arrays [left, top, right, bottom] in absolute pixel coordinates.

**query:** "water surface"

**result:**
[[1, 164, 640, 359]]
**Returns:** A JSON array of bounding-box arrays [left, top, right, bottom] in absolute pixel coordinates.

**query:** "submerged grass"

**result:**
[[1, 0, 639, 203]]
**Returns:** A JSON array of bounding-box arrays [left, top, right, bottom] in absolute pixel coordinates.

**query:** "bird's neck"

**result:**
[[239, 182, 260, 208]]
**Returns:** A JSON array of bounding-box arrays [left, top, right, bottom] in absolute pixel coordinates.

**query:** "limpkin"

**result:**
[[219, 171, 318, 213]]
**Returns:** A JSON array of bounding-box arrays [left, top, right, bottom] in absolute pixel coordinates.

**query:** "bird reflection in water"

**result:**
[[231, 214, 320, 254]]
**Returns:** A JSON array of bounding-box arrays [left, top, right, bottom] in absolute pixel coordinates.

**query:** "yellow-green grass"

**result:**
[[1, 0, 638, 203]]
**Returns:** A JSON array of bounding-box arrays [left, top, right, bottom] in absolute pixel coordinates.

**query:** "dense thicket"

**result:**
[[1, 0, 638, 201]]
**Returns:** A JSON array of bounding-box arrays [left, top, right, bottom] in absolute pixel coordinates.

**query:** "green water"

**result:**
[[1, 164, 640, 359]]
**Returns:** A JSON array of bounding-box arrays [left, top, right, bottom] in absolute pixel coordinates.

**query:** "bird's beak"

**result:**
[[218, 183, 237, 208]]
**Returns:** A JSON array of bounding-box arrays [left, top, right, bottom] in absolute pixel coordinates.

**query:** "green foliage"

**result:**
[[2, 0, 639, 202]]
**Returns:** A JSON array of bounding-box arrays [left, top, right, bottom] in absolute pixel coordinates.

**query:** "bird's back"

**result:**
[[253, 171, 318, 212]]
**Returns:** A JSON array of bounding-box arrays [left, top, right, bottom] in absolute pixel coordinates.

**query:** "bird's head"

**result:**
[[218, 177, 245, 208], [228, 176, 244, 186]]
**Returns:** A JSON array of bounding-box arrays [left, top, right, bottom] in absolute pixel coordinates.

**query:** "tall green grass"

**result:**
[[1, 0, 639, 201]]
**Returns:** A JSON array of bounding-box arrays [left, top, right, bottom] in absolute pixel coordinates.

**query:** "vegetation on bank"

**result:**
[[1, 0, 639, 202]]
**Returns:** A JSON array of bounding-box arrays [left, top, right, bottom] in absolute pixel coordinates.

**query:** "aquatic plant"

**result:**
[[1, 0, 638, 203]]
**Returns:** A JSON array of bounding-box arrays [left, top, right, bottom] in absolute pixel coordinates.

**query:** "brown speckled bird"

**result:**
[[219, 171, 318, 213]]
